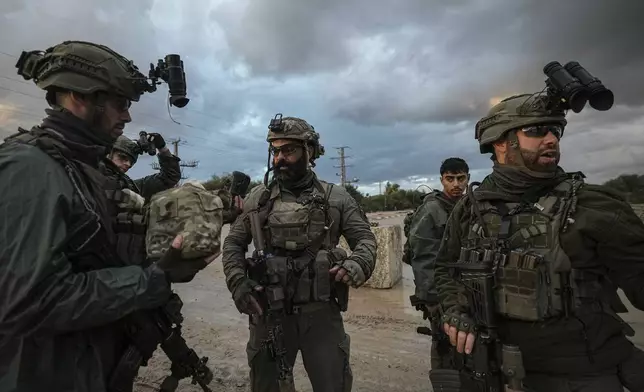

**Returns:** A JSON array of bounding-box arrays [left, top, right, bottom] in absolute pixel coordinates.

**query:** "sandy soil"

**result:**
[[134, 213, 644, 392]]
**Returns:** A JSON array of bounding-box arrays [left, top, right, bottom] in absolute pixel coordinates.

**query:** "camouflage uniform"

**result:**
[[222, 116, 377, 392], [434, 94, 644, 392], [408, 190, 457, 370]]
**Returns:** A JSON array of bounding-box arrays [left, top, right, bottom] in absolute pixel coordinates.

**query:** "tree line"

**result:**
[[201, 172, 644, 212]]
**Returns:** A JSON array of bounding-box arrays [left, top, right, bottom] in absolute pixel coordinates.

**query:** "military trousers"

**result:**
[[246, 301, 352, 392], [439, 344, 644, 392], [518, 344, 644, 392]]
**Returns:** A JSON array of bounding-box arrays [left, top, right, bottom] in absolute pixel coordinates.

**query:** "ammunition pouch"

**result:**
[[114, 211, 147, 266], [311, 250, 332, 302], [496, 249, 568, 321], [266, 255, 289, 287]]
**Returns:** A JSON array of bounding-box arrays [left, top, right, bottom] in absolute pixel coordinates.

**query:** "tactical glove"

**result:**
[[330, 258, 366, 288], [156, 235, 217, 283], [146, 132, 166, 149], [231, 278, 264, 315], [442, 311, 477, 354]]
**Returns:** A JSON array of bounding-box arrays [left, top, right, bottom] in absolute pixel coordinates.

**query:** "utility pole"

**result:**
[[151, 137, 199, 184], [331, 146, 359, 187], [379, 180, 387, 210]]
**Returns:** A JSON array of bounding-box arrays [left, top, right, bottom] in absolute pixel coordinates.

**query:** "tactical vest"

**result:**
[[100, 166, 149, 267], [254, 179, 335, 305], [2, 127, 120, 270], [465, 178, 591, 321]]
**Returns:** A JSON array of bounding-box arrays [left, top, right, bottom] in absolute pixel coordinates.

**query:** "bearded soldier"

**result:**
[[434, 93, 644, 391], [0, 41, 213, 392], [222, 114, 377, 392]]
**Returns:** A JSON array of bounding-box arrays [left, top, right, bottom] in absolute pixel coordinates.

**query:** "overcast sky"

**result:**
[[1, 0, 643, 195]]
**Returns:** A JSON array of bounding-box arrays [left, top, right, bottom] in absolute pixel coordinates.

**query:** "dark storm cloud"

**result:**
[[215, 0, 644, 125], [2, 0, 644, 189], [211, 0, 471, 76]]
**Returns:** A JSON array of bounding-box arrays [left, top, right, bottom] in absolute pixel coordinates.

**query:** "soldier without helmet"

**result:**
[[435, 93, 644, 391], [0, 41, 215, 391], [222, 115, 377, 392], [406, 157, 470, 375]]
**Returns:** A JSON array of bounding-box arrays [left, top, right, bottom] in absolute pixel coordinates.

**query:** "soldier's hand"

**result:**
[[146, 132, 166, 150], [442, 313, 476, 355], [233, 196, 244, 213], [329, 259, 366, 288], [232, 278, 264, 316], [156, 235, 219, 283]]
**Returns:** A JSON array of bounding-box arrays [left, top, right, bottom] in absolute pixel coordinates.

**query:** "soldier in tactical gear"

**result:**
[[100, 134, 182, 267], [434, 93, 644, 392], [222, 115, 377, 392], [408, 158, 469, 372], [107, 132, 181, 200], [0, 41, 214, 392]]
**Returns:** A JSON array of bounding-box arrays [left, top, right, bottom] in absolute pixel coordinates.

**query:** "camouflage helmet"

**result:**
[[112, 135, 140, 164], [475, 93, 567, 154], [266, 114, 325, 160], [15, 40, 152, 102]]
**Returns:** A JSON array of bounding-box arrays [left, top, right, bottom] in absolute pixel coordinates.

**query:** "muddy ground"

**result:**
[[134, 212, 644, 392]]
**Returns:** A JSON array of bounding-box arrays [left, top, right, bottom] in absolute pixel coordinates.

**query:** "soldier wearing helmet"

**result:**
[[434, 93, 644, 391], [104, 133, 181, 200], [222, 114, 377, 392], [0, 41, 214, 392]]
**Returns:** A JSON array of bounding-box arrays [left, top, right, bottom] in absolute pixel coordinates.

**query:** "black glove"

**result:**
[[232, 278, 264, 315], [156, 238, 212, 283], [146, 132, 166, 149]]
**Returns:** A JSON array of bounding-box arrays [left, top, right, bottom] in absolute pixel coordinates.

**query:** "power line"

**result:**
[[151, 137, 199, 183], [330, 146, 359, 187]]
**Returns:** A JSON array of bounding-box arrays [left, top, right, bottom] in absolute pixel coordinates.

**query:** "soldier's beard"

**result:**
[[506, 147, 560, 173], [274, 156, 308, 182]]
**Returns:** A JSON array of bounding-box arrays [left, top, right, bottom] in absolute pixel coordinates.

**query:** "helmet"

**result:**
[[475, 93, 567, 154], [15, 40, 152, 102], [266, 115, 325, 160], [112, 135, 140, 164]]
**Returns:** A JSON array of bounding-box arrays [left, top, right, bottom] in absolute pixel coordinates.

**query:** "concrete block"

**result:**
[[339, 225, 403, 289]]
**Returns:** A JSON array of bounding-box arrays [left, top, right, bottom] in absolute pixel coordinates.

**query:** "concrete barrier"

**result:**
[[339, 224, 403, 289]]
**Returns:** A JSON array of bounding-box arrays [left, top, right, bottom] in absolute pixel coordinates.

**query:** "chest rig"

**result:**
[[100, 165, 149, 266], [463, 177, 590, 322], [252, 179, 335, 307]]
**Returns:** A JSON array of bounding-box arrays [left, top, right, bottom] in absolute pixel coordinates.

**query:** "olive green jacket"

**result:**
[[222, 175, 377, 294], [435, 175, 644, 373], [408, 190, 457, 303]]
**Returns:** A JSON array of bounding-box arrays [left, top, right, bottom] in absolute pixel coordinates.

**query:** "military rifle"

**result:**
[[246, 210, 296, 392], [108, 293, 214, 392], [438, 247, 527, 392]]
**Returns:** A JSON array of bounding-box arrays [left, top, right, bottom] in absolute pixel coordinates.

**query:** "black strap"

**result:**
[[491, 201, 512, 240]]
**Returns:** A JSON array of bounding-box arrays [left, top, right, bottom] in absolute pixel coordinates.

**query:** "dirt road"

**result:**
[[134, 213, 644, 392]]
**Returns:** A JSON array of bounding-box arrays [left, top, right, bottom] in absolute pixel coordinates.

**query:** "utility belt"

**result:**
[[246, 247, 350, 313]]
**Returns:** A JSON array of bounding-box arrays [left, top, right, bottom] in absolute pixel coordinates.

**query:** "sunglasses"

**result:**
[[110, 96, 132, 112], [519, 124, 563, 140], [270, 144, 301, 157]]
